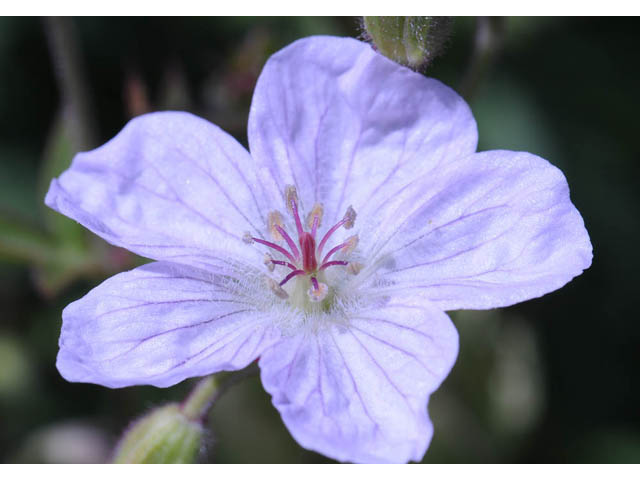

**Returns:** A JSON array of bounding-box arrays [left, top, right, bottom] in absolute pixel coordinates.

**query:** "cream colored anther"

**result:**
[[343, 206, 357, 229], [268, 211, 284, 241], [266, 278, 288, 299], [306, 203, 324, 229]]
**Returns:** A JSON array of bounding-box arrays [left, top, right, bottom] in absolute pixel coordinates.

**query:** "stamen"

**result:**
[[306, 203, 324, 236], [317, 206, 358, 256], [263, 254, 275, 272], [285, 185, 304, 237], [242, 232, 254, 244], [268, 211, 285, 241], [279, 269, 305, 286], [343, 205, 357, 229], [347, 262, 363, 275], [274, 225, 301, 260], [321, 234, 358, 265], [271, 259, 298, 270], [251, 237, 297, 264], [284, 185, 298, 215], [319, 260, 348, 271], [249, 189, 363, 303], [266, 278, 289, 299], [307, 278, 329, 302]]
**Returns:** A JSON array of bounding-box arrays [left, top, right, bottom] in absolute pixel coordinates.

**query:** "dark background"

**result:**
[[0, 17, 638, 463]]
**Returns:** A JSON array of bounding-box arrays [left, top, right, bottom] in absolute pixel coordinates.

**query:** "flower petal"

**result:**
[[248, 36, 477, 225], [45, 111, 277, 271], [57, 262, 280, 388], [364, 150, 592, 311], [259, 294, 458, 463]]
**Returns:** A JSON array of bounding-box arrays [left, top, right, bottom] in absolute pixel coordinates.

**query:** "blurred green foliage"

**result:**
[[0, 17, 638, 463]]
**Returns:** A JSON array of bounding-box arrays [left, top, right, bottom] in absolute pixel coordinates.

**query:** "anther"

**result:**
[[347, 262, 364, 275], [343, 234, 359, 255], [306, 203, 324, 230], [284, 185, 299, 215], [317, 206, 358, 256], [242, 232, 254, 244], [284, 185, 304, 237], [263, 254, 275, 272], [307, 279, 329, 303], [266, 278, 289, 299], [268, 211, 284, 241], [343, 205, 357, 229]]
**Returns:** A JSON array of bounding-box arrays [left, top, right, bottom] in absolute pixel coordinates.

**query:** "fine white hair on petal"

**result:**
[[57, 261, 282, 388]]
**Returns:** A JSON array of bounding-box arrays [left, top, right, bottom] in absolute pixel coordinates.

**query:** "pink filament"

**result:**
[[271, 259, 297, 270], [317, 218, 346, 256], [311, 214, 320, 238], [252, 237, 297, 264], [275, 225, 300, 260], [319, 260, 348, 271], [279, 269, 305, 286], [290, 196, 304, 238], [321, 240, 350, 265]]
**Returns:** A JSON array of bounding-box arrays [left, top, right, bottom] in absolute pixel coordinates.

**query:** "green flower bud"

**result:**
[[112, 404, 203, 464], [362, 16, 453, 71]]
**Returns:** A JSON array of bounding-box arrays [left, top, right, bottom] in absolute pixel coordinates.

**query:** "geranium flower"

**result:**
[[45, 36, 592, 463]]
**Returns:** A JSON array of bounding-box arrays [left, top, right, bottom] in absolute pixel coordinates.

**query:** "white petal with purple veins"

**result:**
[[45, 111, 279, 271], [364, 150, 592, 310], [259, 293, 458, 463], [248, 36, 478, 226], [57, 262, 280, 388]]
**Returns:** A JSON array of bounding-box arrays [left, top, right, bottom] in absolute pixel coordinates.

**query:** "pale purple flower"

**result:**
[[45, 36, 592, 463]]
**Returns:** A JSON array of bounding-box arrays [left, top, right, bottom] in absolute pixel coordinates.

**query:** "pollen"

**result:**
[[307, 280, 329, 303], [306, 203, 324, 230], [343, 206, 357, 229], [284, 185, 299, 215]]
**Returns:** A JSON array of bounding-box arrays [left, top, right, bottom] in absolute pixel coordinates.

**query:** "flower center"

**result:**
[[243, 185, 361, 309]]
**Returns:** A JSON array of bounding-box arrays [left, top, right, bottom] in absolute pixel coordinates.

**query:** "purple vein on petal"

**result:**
[[103, 309, 252, 361], [328, 330, 380, 435]]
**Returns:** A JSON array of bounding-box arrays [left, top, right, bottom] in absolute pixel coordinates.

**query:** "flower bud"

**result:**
[[362, 16, 452, 71], [112, 404, 203, 464]]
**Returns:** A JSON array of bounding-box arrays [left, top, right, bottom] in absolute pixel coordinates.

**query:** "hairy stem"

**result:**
[[180, 362, 260, 421]]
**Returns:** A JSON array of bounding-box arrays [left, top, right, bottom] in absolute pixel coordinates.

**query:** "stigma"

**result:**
[[243, 185, 359, 305]]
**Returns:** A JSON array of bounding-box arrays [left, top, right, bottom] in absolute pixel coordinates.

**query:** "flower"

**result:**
[[45, 35, 592, 463]]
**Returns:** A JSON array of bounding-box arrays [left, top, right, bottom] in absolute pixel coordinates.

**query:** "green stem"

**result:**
[[180, 362, 260, 421], [458, 16, 507, 101], [42, 17, 97, 150]]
